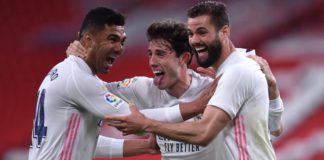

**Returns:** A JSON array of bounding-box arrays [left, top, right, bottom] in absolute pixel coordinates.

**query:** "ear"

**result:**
[[180, 52, 191, 66], [219, 25, 230, 39], [80, 32, 93, 49]]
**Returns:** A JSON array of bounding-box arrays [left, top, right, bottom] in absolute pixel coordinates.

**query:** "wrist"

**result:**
[[269, 96, 284, 112]]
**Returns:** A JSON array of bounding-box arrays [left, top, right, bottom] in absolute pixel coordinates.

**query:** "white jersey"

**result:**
[[106, 69, 216, 160], [208, 50, 276, 159], [28, 56, 132, 160]]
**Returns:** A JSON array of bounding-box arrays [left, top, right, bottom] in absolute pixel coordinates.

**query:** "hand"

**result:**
[[196, 67, 215, 78], [248, 55, 279, 99], [147, 133, 160, 154], [105, 102, 148, 136], [66, 40, 88, 59], [194, 74, 222, 112]]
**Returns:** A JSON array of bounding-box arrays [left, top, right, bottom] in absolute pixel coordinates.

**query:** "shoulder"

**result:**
[[190, 69, 213, 87]]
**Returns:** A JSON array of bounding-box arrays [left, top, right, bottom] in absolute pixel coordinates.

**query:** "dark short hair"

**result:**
[[146, 20, 193, 65], [187, 1, 229, 31], [79, 7, 125, 39]]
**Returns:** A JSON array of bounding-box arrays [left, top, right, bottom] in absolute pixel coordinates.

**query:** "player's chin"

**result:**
[[156, 83, 167, 90]]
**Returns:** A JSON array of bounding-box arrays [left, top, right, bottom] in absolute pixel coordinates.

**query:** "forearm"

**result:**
[[140, 101, 205, 123], [268, 81, 280, 100], [140, 105, 183, 123], [269, 96, 284, 136], [144, 119, 208, 146], [123, 139, 156, 157], [179, 101, 204, 121], [144, 106, 228, 146], [94, 136, 124, 158]]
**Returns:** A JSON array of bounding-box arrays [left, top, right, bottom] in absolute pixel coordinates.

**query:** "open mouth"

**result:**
[[153, 70, 165, 76], [107, 57, 115, 65], [195, 46, 208, 53], [153, 70, 165, 86]]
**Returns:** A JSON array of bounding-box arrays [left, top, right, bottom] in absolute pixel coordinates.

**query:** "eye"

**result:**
[[109, 37, 117, 43], [156, 51, 166, 57], [197, 29, 208, 36], [148, 50, 152, 57], [121, 39, 126, 46]]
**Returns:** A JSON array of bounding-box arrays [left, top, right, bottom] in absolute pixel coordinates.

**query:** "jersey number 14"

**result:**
[[32, 89, 48, 148]]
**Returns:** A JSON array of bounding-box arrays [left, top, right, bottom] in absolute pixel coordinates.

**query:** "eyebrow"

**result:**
[[107, 34, 121, 39]]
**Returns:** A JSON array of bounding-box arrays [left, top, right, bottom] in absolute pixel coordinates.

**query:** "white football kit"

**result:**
[[106, 69, 216, 160], [105, 48, 280, 159], [208, 50, 276, 160], [28, 55, 183, 160]]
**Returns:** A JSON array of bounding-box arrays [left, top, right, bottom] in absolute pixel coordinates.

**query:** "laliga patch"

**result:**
[[117, 78, 137, 88], [104, 93, 124, 109]]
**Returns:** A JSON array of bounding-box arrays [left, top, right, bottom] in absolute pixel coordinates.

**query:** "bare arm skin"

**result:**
[[123, 134, 159, 157], [66, 40, 88, 58], [180, 75, 220, 120], [248, 55, 283, 136], [106, 104, 230, 146], [105, 76, 220, 135]]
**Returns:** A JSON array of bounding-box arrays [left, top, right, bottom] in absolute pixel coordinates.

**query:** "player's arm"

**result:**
[[66, 41, 218, 122], [94, 135, 159, 158], [105, 75, 219, 123], [249, 55, 284, 136], [106, 102, 230, 146], [107, 68, 250, 144]]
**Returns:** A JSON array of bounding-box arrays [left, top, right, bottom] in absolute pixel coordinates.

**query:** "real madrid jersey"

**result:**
[[28, 55, 133, 160], [106, 69, 217, 160], [208, 50, 276, 160]]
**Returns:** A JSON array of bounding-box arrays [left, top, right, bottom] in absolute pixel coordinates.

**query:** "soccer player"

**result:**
[[29, 7, 212, 160], [106, 1, 283, 159], [67, 20, 282, 159]]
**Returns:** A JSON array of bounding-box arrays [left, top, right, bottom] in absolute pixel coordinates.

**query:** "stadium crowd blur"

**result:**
[[0, 0, 323, 159]]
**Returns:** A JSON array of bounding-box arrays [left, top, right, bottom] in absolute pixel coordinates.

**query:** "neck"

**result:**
[[211, 40, 235, 71], [80, 40, 97, 75], [166, 70, 191, 98]]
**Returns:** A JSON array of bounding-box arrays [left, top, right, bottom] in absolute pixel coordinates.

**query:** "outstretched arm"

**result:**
[[95, 134, 159, 158], [106, 104, 230, 146]]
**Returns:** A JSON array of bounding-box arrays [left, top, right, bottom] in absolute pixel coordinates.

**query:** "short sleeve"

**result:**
[[67, 71, 131, 119], [208, 65, 252, 119]]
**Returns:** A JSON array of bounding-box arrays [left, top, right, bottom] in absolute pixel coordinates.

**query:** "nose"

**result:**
[[149, 54, 158, 69], [189, 34, 201, 46], [114, 43, 124, 56]]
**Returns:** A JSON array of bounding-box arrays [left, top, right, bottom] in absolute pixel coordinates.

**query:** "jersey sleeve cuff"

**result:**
[[94, 136, 124, 158]]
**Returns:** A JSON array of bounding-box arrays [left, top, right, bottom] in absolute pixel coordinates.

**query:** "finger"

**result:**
[[215, 74, 222, 81], [115, 126, 126, 132], [104, 116, 127, 122], [197, 67, 215, 77], [199, 74, 209, 77], [74, 41, 86, 52], [123, 132, 130, 136], [128, 101, 139, 113], [107, 122, 127, 128]]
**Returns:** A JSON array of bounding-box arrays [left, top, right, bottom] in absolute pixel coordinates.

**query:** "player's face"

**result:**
[[188, 15, 222, 68], [86, 25, 126, 74], [148, 39, 182, 90]]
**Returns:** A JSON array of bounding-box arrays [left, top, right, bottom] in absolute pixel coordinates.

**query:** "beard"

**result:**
[[196, 38, 222, 68]]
